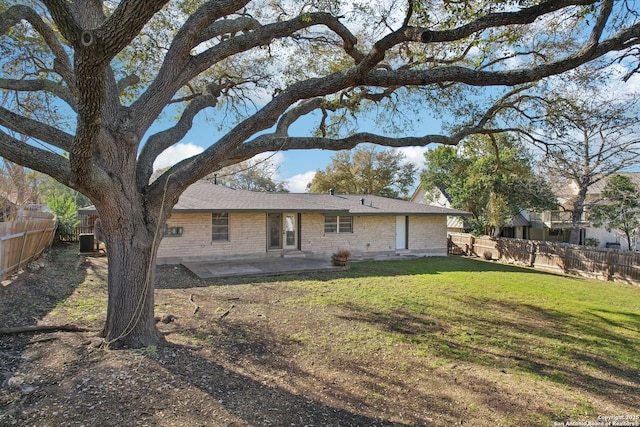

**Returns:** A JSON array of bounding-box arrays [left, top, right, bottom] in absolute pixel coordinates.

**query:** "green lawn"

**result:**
[[275, 256, 639, 424], [293, 257, 640, 374]]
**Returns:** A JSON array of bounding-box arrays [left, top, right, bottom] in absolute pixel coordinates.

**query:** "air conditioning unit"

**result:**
[[79, 233, 95, 252]]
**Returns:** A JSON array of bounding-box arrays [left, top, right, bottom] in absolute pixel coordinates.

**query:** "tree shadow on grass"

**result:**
[[0, 243, 89, 329], [157, 320, 415, 427], [335, 299, 640, 412]]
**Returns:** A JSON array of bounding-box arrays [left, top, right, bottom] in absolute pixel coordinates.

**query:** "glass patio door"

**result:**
[[268, 213, 282, 250]]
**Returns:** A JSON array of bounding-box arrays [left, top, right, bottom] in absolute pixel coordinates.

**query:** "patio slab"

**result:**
[[182, 257, 345, 279]]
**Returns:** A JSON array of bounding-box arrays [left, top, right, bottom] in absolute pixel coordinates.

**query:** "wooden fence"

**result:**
[[448, 233, 640, 286], [0, 218, 57, 280]]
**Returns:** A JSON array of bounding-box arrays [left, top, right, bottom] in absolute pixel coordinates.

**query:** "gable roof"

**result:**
[[175, 182, 469, 216]]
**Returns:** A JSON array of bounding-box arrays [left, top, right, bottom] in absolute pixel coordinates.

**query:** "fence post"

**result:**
[[17, 230, 29, 273], [606, 250, 615, 282], [528, 241, 536, 267], [470, 235, 476, 256], [0, 238, 3, 280], [564, 244, 572, 275]]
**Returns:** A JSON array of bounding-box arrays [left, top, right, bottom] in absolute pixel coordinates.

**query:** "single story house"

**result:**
[[79, 181, 469, 264]]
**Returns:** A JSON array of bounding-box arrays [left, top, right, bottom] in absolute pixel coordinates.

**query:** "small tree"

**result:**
[[589, 174, 640, 251], [47, 194, 80, 241]]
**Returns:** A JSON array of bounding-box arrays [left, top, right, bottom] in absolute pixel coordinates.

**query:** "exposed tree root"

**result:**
[[0, 324, 96, 336], [189, 294, 199, 315]]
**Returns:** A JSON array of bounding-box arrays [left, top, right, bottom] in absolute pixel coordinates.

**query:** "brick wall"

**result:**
[[157, 212, 267, 264], [408, 216, 448, 256], [299, 214, 447, 258], [157, 212, 448, 264]]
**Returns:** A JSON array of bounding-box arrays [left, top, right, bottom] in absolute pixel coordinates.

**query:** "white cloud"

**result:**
[[250, 151, 286, 178], [394, 146, 427, 170], [285, 170, 317, 193], [153, 143, 204, 171]]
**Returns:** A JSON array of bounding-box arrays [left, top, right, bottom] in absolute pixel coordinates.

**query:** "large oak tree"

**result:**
[[1, 0, 639, 348]]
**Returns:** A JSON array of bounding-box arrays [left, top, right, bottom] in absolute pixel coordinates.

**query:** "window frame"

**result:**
[[324, 214, 353, 234], [212, 212, 229, 242]]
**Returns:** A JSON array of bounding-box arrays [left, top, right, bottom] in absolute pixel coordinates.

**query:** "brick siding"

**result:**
[[157, 212, 448, 264]]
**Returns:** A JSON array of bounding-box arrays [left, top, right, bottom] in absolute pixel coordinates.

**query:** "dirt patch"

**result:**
[[1, 244, 638, 426]]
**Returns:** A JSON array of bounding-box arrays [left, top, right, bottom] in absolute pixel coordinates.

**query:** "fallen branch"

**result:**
[[189, 293, 200, 315], [219, 304, 235, 320], [0, 324, 96, 336]]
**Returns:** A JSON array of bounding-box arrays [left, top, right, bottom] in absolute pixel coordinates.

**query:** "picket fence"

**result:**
[[448, 233, 640, 286], [0, 218, 57, 280]]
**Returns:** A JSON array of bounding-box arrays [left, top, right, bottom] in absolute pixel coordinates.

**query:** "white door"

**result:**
[[396, 216, 407, 250]]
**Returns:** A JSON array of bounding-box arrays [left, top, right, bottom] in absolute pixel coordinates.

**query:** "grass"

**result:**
[[13, 247, 638, 426], [283, 257, 640, 389]]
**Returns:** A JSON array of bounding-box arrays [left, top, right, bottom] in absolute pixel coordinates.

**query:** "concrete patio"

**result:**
[[182, 256, 346, 279]]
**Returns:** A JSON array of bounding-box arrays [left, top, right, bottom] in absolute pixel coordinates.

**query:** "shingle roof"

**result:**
[[79, 181, 471, 217], [174, 182, 469, 216]]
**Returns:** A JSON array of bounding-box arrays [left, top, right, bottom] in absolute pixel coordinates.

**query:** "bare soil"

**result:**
[[0, 244, 637, 426]]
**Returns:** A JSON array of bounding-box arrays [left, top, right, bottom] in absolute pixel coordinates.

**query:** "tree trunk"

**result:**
[[569, 187, 589, 245], [569, 226, 581, 246], [99, 209, 162, 348]]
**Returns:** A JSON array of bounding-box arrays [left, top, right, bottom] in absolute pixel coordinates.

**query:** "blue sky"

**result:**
[[149, 61, 640, 193], [152, 110, 441, 193]]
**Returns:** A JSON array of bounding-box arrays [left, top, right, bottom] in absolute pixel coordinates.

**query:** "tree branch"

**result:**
[[0, 130, 71, 186], [220, 127, 521, 167], [130, 0, 252, 131], [92, 0, 170, 61], [364, 21, 640, 87], [40, 0, 82, 46], [195, 16, 262, 46], [0, 324, 96, 336], [427, 0, 598, 44], [0, 5, 74, 87], [117, 74, 141, 96], [0, 78, 76, 110], [0, 107, 73, 152], [580, 0, 614, 55], [137, 94, 218, 188]]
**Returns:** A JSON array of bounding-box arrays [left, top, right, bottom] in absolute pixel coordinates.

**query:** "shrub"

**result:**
[[584, 237, 600, 247], [331, 249, 352, 266]]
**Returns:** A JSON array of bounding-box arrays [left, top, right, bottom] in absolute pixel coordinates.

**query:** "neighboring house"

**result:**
[[79, 181, 469, 264], [410, 184, 471, 233], [528, 173, 640, 248], [581, 173, 640, 250], [413, 172, 640, 249], [412, 185, 530, 239]]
